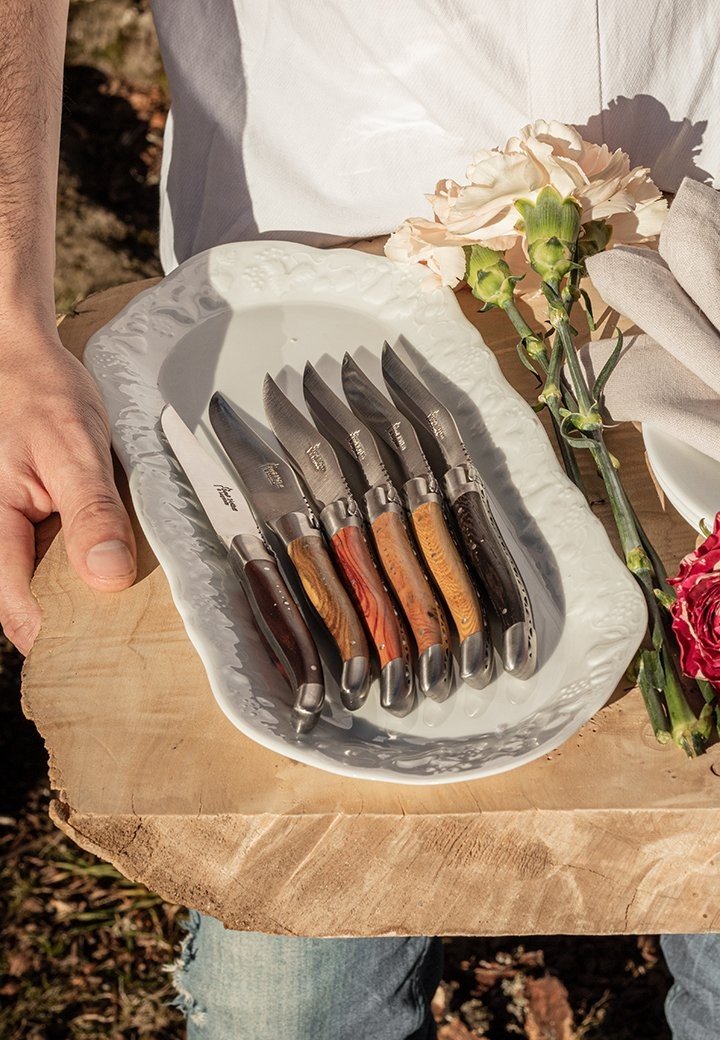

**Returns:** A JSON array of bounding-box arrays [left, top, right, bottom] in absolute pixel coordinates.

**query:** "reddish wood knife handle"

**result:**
[[370, 509, 450, 656], [286, 531, 369, 664], [330, 524, 409, 669], [409, 500, 484, 640]]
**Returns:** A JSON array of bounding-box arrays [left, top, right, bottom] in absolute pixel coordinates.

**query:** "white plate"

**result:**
[[643, 424, 719, 533], [85, 241, 646, 785]]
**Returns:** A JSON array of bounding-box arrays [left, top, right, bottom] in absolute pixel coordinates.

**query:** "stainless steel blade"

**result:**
[[263, 375, 349, 511], [208, 392, 310, 527], [160, 405, 259, 548], [341, 354, 431, 482], [382, 341, 468, 471], [303, 363, 389, 491]]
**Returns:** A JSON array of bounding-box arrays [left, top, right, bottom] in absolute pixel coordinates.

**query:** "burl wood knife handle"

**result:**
[[370, 508, 449, 657], [409, 499, 484, 641], [228, 536, 324, 733], [286, 529, 371, 709], [408, 495, 492, 689]]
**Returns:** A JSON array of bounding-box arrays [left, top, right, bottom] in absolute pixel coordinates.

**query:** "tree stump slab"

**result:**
[[22, 251, 720, 936]]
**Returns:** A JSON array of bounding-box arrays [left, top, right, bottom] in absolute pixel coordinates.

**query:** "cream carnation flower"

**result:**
[[384, 217, 470, 290], [386, 119, 667, 289]]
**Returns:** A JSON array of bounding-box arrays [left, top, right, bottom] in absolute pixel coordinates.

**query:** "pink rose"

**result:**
[[668, 512, 720, 686]]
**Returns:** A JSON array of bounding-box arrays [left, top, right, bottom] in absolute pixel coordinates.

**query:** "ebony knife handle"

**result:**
[[446, 470, 536, 679], [285, 529, 371, 709], [227, 536, 324, 734]]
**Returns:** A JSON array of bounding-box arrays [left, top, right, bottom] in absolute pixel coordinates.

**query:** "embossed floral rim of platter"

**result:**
[[85, 241, 647, 785]]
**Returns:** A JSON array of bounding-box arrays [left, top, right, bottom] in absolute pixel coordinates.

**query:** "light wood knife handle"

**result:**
[[409, 500, 484, 640], [329, 523, 408, 669], [286, 531, 369, 664], [370, 509, 450, 656]]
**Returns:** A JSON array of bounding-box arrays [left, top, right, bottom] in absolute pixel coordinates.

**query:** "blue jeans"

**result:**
[[171, 912, 716, 1039], [172, 911, 443, 1039]]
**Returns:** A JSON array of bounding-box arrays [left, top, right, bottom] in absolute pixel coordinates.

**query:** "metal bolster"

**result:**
[[403, 474, 443, 512], [364, 483, 404, 523], [229, 532, 275, 567], [271, 510, 322, 545], [319, 496, 363, 539], [443, 463, 482, 505]]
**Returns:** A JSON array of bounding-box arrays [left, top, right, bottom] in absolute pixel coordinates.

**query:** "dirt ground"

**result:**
[[1, 2, 675, 1037]]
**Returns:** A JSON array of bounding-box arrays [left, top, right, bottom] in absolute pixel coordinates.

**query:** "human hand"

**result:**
[[0, 322, 136, 654]]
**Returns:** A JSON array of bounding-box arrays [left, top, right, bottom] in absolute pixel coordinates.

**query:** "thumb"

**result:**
[[50, 458, 137, 591]]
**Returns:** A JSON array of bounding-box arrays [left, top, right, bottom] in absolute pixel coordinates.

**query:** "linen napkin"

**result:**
[[580, 176, 720, 461]]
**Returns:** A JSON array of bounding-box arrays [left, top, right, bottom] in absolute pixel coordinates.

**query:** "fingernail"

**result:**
[[85, 540, 135, 579]]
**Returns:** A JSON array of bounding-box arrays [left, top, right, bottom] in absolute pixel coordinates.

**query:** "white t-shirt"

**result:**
[[151, 0, 720, 272]]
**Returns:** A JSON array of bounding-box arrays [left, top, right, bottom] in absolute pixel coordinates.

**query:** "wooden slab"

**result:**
[[22, 249, 720, 937]]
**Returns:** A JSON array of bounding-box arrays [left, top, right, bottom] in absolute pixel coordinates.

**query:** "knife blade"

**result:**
[[208, 391, 371, 710], [263, 374, 414, 716], [341, 354, 492, 689], [160, 405, 324, 733], [381, 341, 537, 680], [303, 362, 453, 701]]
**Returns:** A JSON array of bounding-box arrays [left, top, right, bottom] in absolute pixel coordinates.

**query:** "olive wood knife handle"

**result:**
[[228, 535, 324, 733], [286, 529, 371, 708]]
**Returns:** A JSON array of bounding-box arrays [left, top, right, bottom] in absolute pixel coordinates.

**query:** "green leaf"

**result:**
[[580, 288, 597, 331], [592, 330, 624, 402], [516, 343, 543, 381]]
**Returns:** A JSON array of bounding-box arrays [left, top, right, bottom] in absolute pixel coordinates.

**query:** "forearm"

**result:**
[[0, 0, 69, 333]]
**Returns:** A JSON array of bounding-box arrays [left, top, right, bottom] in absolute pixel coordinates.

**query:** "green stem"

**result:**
[[502, 299, 585, 492]]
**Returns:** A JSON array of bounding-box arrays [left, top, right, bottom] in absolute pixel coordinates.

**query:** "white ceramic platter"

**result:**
[[643, 424, 720, 533], [85, 241, 646, 785]]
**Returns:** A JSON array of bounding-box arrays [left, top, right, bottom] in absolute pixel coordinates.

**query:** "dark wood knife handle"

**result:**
[[329, 522, 409, 669], [370, 509, 450, 656], [286, 531, 369, 664], [409, 499, 485, 640], [450, 489, 528, 630], [229, 548, 324, 698]]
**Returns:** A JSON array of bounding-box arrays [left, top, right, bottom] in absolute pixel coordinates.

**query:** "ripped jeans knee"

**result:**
[[169, 911, 442, 1040]]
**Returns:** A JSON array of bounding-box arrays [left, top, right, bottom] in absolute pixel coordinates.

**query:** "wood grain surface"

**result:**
[[19, 256, 720, 937], [286, 531, 368, 664], [330, 523, 408, 669], [410, 499, 486, 641], [371, 508, 450, 656], [452, 489, 527, 629], [239, 554, 322, 698]]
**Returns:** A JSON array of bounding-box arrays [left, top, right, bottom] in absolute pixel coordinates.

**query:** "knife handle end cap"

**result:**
[[340, 655, 371, 710], [418, 643, 454, 702], [503, 622, 537, 680], [459, 629, 494, 690], [291, 683, 326, 734], [380, 657, 415, 717]]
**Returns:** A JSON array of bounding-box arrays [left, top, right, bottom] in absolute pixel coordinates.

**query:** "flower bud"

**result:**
[[578, 219, 612, 261], [515, 185, 581, 284], [464, 244, 519, 308]]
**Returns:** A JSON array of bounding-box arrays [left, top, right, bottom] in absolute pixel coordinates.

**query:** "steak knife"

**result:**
[[208, 392, 371, 710], [381, 342, 537, 680], [341, 354, 492, 689], [263, 374, 414, 717], [160, 405, 324, 734], [303, 362, 453, 701]]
